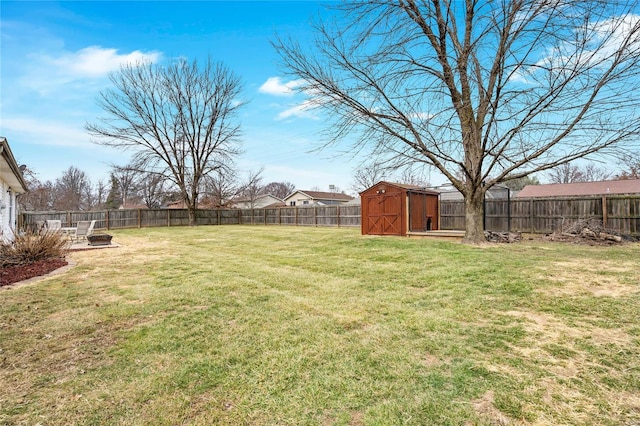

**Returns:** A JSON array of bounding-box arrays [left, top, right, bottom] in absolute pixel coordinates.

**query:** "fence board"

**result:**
[[339, 205, 361, 227], [440, 201, 465, 231], [296, 207, 316, 226]]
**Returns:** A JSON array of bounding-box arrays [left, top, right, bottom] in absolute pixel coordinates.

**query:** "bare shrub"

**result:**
[[0, 229, 69, 267]]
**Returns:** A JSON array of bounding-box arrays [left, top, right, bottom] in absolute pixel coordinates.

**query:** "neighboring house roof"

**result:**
[[119, 203, 148, 209], [428, 183, 510, 200], [344, 197, 361, 205], [0, 137, 28, 193], [230, 194, 284, 208], [163, 198, 222, 209], [516, 179, 640, 198], [284, 190, 353, 205], [165, 200, 187, 209], [289, 190, 355, 201]]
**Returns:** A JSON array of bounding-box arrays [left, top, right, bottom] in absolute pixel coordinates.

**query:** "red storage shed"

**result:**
[[360, 181, 440, 236]]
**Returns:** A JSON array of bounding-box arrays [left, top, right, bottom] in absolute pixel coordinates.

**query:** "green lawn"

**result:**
[[1, 226, 639, 425]]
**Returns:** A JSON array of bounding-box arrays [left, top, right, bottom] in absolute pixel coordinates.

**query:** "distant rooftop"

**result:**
[[517, 179, 640, 198], [294, 190, 354, 201]]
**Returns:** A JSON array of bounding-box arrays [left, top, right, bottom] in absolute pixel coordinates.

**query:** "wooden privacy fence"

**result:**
[[19, 195, 640, 236], [440, 195, 640, 236], [19, 205, 362, 231]]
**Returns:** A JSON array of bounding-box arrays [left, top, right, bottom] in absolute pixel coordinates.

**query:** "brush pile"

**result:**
[[484, 231, 522, 243], [545, 218, 629, 245]]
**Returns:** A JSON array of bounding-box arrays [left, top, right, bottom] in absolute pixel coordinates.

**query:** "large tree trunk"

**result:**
[[463, 189, 486, 244], [187, 204, 197, 227]]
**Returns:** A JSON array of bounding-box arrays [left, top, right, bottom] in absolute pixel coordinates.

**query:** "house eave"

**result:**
[[0, 138, 28, 193]]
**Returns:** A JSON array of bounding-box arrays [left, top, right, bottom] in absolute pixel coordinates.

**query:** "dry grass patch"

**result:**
[[470, 390, 512, 425], [535, 259, 638, 298], [504, 310, 632, 346]]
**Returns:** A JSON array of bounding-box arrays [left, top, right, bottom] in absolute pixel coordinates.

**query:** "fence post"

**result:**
[[602, 196, 608, 229], [264, 208, 267, 225], [138, 209, 142, 228], [529, 199, 534, 233], [295, 207, 298, 226], [507, 191, 511, 232], [167, 210, 171, 227], [314, 207, 318, 227], [278, 208, 281, 225], [337, 205, 341, 228]]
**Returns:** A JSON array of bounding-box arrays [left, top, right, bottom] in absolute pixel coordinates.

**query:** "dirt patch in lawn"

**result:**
[[471, 390, 511, 425]]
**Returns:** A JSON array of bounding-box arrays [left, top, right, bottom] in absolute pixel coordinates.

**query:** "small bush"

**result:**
[[0, 229, 69, 268]]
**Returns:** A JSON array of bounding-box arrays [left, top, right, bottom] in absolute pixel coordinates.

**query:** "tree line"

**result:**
[[17, 163, 296, 213]]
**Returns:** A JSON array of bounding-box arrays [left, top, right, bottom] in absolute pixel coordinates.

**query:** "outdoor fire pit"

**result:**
[[87, 234, 113, 246]]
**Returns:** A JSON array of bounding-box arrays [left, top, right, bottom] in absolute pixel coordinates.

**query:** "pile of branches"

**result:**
[[546, 218, 629, 245], [484, 231, 522, 243]]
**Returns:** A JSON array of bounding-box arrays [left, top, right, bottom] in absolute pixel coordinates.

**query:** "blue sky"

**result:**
[[1, 1, 377, 193]]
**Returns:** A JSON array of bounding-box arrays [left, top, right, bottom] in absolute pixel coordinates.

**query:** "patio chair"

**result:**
[[34, 221, 46, 234], [73, 220, 96, 242], [46, 220, 62, 231]]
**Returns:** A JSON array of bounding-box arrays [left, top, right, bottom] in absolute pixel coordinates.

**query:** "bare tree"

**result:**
[[110, 166, 139, 208], [94, 178, 108, 210], [204, 170, 241, 208], [237, 168, 264, 209], [275, 1, 640, 243], [203, 168, 264, 207], [547, 163, 588, 184], [87, 57, 244, 225], [351, 163, 387, 193], [398, 165, 430, 187], [548, 162, 611, 183], [582, 164, 612, 182], [261, 181, 296, 199], [615, 154, 640, 179], [502, 175, 540, 192], [16, 167, 55, 211], [138, 172, 168, 209], [53, 166, 92, 211], [83, 182, 98, 211]]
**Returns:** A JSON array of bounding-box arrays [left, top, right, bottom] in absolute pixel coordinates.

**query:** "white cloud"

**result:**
[[21, 46, 162, 96], [3, 116, 123, 182], [409, 112, 433, 121], [276, 100, 319, 120], [2, 117, 91, 147], [588, 14, 640, 60], [51, 46, 162, 78], [259, 77, 305, 96], [536, 13, 640, 72]]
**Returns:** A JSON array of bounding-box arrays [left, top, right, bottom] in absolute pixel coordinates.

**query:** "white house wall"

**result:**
[[0, 180, 14, 241]]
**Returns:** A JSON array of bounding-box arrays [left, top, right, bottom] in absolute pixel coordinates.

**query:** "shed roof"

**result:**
[[517, 179, 640, 198], [360, 181, 440, 195]]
